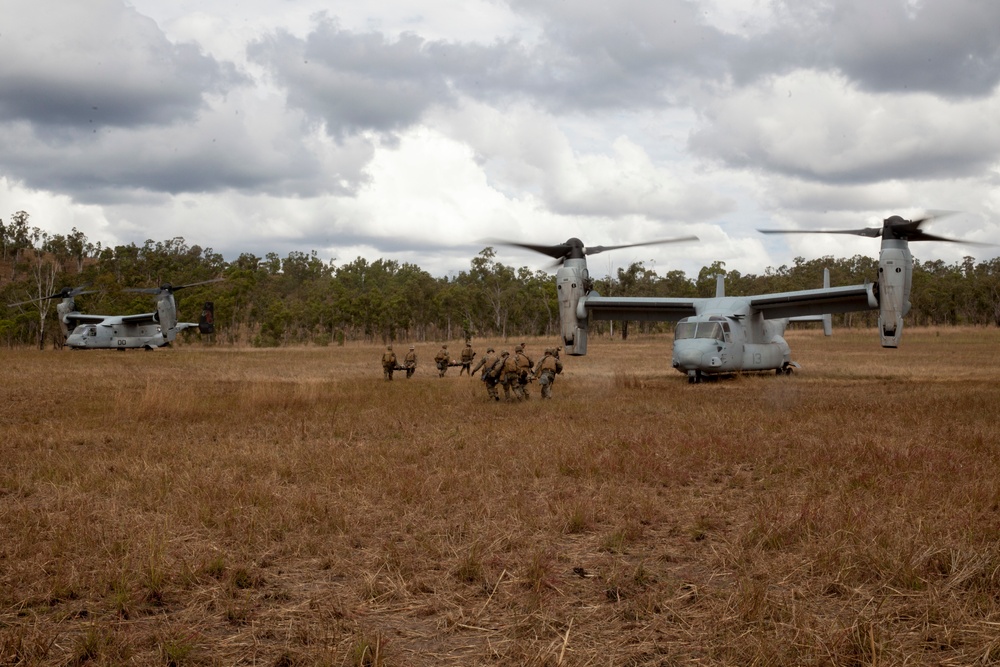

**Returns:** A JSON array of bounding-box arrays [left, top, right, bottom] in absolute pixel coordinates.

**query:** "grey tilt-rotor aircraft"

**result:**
[[10, 280, 219, 350], [504, 214, 980, 382]]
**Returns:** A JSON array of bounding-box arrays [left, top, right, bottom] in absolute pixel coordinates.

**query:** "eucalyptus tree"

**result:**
[[467, 247, 520, 338]]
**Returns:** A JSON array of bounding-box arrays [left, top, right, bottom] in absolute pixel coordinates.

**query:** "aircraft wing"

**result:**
[[120, 312, 157, 324], [583, 295, 698, 322], [64, 313, 108, 325], [749, 283, 877, 319], [172, 322, 200, 332]]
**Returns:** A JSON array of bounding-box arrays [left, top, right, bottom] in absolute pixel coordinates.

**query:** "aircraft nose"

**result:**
[[673, 346, 703, 370]]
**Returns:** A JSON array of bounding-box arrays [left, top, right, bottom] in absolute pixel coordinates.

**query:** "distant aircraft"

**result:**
[[10, 280, 220, 350]]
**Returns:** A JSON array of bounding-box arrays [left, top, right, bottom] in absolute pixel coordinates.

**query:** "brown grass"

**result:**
[[2, 328, 1000, 665]]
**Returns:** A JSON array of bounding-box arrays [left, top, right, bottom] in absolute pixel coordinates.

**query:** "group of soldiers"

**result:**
[[380, 341, 564, 400], [471, 343, 564, 401], [380, 344, 419, 380]]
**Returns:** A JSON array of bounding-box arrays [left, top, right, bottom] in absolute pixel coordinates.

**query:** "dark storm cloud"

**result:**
[[249, 0, 1000, 143], [0, 1, 244, 131], [246, 8, 734, 138], [0, 0, 380, 204], [248, 26, 440, 137], [689, 131, 999, 185], [505, 0, 734, 106], [248, 18, 536, 138], [0, 48, 241, 131], [0, 0, 288, 202], [734, 0, 1000, 97], [511, 0, 1000, 102], [10, 145, 310, 204]]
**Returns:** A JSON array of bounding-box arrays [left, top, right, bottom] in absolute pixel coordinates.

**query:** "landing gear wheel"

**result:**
[[687, 370, 702, 384]]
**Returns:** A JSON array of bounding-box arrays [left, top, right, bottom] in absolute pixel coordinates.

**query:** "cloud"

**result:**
[[249, 22, 451, 139], [432, 101, 734, 225], [734, 0, 1000, 97], [0, 0, 243, 130], [246, 4, 736, 140], [506, 0, 734, 107], [0, 89, 376, 202], [689, 70, 1000, 183], [2, 0, 998, 281]]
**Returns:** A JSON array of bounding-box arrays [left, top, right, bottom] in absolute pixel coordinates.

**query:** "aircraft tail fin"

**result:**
[[788, 268, 833, 336], [821, 269, 832, 336]]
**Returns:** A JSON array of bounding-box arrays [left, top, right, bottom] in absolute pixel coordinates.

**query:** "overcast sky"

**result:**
[[2, 0, 999, 280]]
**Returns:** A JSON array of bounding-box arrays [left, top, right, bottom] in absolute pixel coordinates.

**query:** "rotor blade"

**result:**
[[758, 227, 883, 238], [491, 236, 699, 264], [761, 214, 992, 245], [487, 240, 574, 261], [910, 210, 959, 226], [905, 230, 994, 246], [66, 283, 94, 297], [124, 278, 224, 295], [879, 212, 993, 244], [170, 277, 225, 292], [585, 236, 700, 256], [7, 284, 97, 307]]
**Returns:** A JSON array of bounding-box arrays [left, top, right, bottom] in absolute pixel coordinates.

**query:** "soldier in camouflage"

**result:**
[[381, 345, 397, 381], [434, 344, 450, 377], [459, 342, 476, 376], [404, 345, 417, 379], [535, 348, 564, 399], [513, 344, 534, 399], [500, 350, 524, 401], [471, 347, 500, 401]]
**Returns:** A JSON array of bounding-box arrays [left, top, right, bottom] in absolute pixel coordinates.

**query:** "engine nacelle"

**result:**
[[156, 294, 178, 332], [876, 240, 912, 348], [56, 298, 76, 339], [556, 258, 589, 355]]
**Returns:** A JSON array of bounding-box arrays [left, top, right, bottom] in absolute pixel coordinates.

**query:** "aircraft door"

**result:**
[[720, 320, 743, 370]]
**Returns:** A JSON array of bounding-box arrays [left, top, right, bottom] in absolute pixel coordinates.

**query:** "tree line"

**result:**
[[2, 211, 999, 348]]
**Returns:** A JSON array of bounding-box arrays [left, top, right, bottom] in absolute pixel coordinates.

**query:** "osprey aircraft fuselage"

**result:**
[[64, 281, 218, 350], [554, 254, 869, 382], [511, 214, 976, 382], [8, 280, 219, 350], [64, 314, 197, 350]]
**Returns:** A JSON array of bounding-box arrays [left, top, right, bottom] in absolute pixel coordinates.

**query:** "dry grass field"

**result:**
[[3, 328, 1000, 666]]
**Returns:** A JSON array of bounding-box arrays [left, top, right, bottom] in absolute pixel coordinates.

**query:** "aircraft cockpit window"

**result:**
[[675, 321, 724, 341], [675, 321, 697, 340], [88, 327, 97, 337], [697, 322, 724, 341]]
